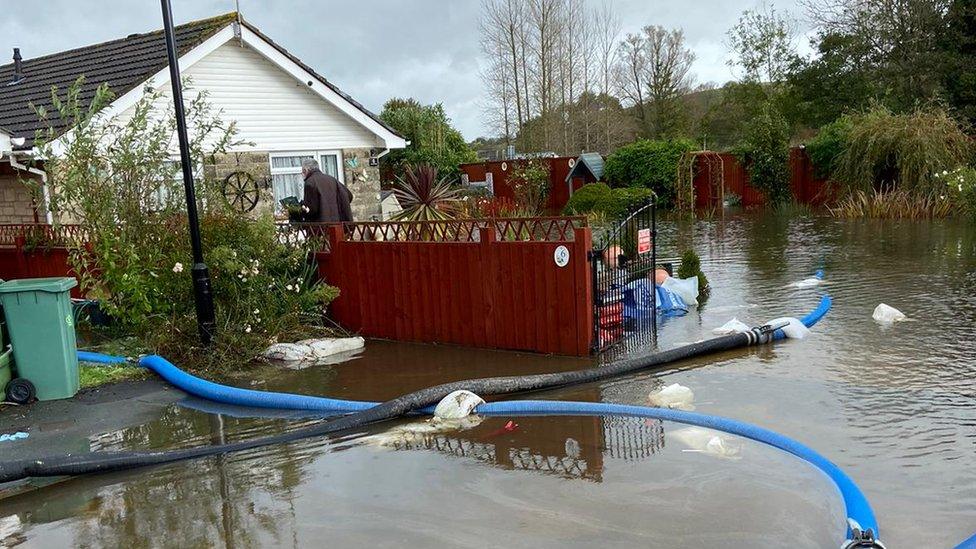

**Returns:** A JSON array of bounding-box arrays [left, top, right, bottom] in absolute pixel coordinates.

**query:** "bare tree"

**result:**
[[480, 0, 530, 147], [594, 1, 621, 152], [643, 26, 695, 137]]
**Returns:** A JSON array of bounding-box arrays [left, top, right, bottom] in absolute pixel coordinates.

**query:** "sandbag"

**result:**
[[264, 337, 365, 364], [662, 275, 700, 306], [765, 317, 810, 339], [433, 390, 485, 419], [669, 427, 741, 459], [712, 317, 751, 335], [872, 303, 906, 323]]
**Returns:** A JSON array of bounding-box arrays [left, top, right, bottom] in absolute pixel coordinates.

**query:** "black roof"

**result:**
[[0, 12, 400, 149]]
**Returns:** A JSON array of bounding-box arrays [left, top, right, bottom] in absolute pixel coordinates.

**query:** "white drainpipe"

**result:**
[[5, 151, 53, 224]]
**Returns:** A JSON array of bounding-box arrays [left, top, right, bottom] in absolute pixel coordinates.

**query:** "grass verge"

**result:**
[[79, 363, 149, 389]]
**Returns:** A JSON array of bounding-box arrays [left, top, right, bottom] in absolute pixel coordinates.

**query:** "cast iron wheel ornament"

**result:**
[[222, 170, 260, 213]]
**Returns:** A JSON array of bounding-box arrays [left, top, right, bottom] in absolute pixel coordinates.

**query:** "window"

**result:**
[[150, 159, 201, 210], [269, 151, 344, 212]]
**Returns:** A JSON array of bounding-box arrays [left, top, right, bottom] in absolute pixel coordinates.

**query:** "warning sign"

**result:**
[[637, 229, 652, 255]]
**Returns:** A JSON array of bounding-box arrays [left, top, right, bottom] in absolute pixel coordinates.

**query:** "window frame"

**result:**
[[268, 150, 345, 212]]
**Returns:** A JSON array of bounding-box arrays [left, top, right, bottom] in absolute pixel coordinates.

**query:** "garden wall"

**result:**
[[308, 219, 594, 356]]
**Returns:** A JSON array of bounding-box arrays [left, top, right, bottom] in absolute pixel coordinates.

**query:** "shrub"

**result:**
[[34, 78, 338, 372], [392, 163, 461, 221], [599, 187, 656, 219], [677, 249, 710, 298], [828, 189, 960, 219], [603, 139, 694, 206], [806, 115, 853, 180], [740, 103, 792, 205], [833, 105, 972, 195], [508, 159, 551, 214], [936, 167, 976, 217], [563, 183, 654, 220], [563, 182, 612, 214]]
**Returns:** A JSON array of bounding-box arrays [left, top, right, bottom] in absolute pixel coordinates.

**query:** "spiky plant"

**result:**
[[391, 164, 461, 222]]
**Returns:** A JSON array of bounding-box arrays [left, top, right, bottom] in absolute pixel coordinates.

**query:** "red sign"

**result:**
[[637, 228, 652, 255]]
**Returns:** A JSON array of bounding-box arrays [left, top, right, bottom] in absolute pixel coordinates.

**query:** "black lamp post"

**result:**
[[160, 0, 216, 344]]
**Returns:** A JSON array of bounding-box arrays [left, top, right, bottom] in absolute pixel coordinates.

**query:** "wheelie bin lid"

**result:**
[[0, 277, 78, 294]]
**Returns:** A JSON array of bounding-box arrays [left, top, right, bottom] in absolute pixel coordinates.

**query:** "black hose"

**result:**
[[0, 330, 768, 484]]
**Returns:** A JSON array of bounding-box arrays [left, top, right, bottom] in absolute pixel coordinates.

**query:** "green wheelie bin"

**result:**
[[0, 277, 79, 401]]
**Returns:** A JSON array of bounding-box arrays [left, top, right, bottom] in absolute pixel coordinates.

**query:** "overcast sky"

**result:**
[[1, 0, 813, 140]]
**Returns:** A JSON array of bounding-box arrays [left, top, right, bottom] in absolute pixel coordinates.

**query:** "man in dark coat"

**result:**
[[300, 158, 354, 222]]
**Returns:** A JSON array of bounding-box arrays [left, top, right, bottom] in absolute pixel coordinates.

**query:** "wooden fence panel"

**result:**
[[316, 221, 593, 356]]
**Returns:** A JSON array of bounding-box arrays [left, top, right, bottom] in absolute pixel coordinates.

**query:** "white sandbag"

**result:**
[[263, 342, 311, 362], [433, 390, 485, 419], [661, 275, 700, 306], [669, 427, 741, 459], [765, 317, 810, 339], [298, 337, 365, 359], [872, 303, 906, 323], [648, 383, 695, 411], [712, 317, 752, 335], [264, 337, 365, 365]]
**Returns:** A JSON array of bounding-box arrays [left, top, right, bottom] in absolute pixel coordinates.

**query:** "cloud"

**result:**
[[1, 0, 811, 140]]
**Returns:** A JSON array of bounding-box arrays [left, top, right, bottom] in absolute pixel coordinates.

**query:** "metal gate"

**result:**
[[589, 199, 657, 358]]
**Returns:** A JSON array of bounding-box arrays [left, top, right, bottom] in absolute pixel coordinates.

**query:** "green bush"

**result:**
[[806, 115, 853, 180], [677, 249, 710, 298], [564, 183, 654, 220], [603, 139, 694, 206], [563, 182, 612, 214], [937, 166, 976, 217], [35, 78, 339, 373], [833, 105, 972, 195], [740, 103, 792, 205]]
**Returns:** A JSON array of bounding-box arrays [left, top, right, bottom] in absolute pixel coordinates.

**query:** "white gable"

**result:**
[[117, 40, 384, 152], [185, 41, 383, 151]]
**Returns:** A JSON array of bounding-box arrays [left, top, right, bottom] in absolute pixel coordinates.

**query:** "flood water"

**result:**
[[2, 212, 975, 548]]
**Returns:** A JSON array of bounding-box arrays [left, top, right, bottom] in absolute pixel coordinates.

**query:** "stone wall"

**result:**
[[205, 152, 275, 218], [0, 172, 39, 224], [341, 148, 382, 221]]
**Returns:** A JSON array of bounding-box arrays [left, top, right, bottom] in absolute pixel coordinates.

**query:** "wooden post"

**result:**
[[573, 226, 593, 356], [479, 225, 497, 346]]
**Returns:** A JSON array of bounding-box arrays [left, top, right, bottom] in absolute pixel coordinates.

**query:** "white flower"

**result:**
[[286, 284, 294, 291], [172, 262, 184, 273], [253, 309, 260, 314], [244, 324, 252, 333], [943, 170, 949, 175]]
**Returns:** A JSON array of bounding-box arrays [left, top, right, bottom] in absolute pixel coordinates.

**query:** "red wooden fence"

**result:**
[[0, 224, 84, 297], [693, 148, 835, 209], [459, 157, 595, 214], [311, 218, 594, 356]]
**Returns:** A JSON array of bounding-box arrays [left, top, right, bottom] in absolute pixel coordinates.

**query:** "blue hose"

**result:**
[[76, 295, 832, 414], [74, 294, 874, 543], [476, 400, 877, 546], [957, 532, 976, 549]]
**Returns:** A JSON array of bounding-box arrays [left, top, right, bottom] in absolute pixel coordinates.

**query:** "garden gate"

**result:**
[[589, 200, 657, 360]]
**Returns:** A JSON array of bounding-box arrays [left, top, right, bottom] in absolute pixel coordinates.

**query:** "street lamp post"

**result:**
[[160, 0, 216, 344]]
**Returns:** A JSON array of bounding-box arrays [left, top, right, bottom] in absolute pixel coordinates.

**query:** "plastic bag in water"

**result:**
[[647, 383, 695, 410], [433, 390, 485, 419], [765, 317, 810, 339], [712, 317, 752, 335], [872, 303, 906, 323], [662, 275, 700, 306]]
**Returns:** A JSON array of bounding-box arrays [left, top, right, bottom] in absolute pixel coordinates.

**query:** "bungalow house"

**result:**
[[0, 12, 406, 224]]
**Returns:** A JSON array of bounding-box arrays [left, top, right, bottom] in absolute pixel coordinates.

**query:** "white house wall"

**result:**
[[117, 40, 383, 153]]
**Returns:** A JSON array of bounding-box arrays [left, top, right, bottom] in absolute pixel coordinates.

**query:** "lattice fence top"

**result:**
[[0, 224, 89, 248], [278, 216, 587, 245]]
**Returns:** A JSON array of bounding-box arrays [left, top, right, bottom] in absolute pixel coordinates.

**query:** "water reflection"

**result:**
[[2, 212, 975, 547]]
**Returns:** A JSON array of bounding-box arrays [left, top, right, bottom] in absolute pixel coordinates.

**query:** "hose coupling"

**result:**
[[842, 519, 886, 549]]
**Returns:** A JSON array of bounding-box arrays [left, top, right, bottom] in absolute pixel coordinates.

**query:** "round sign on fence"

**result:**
[[554, 245, 570, 268]]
